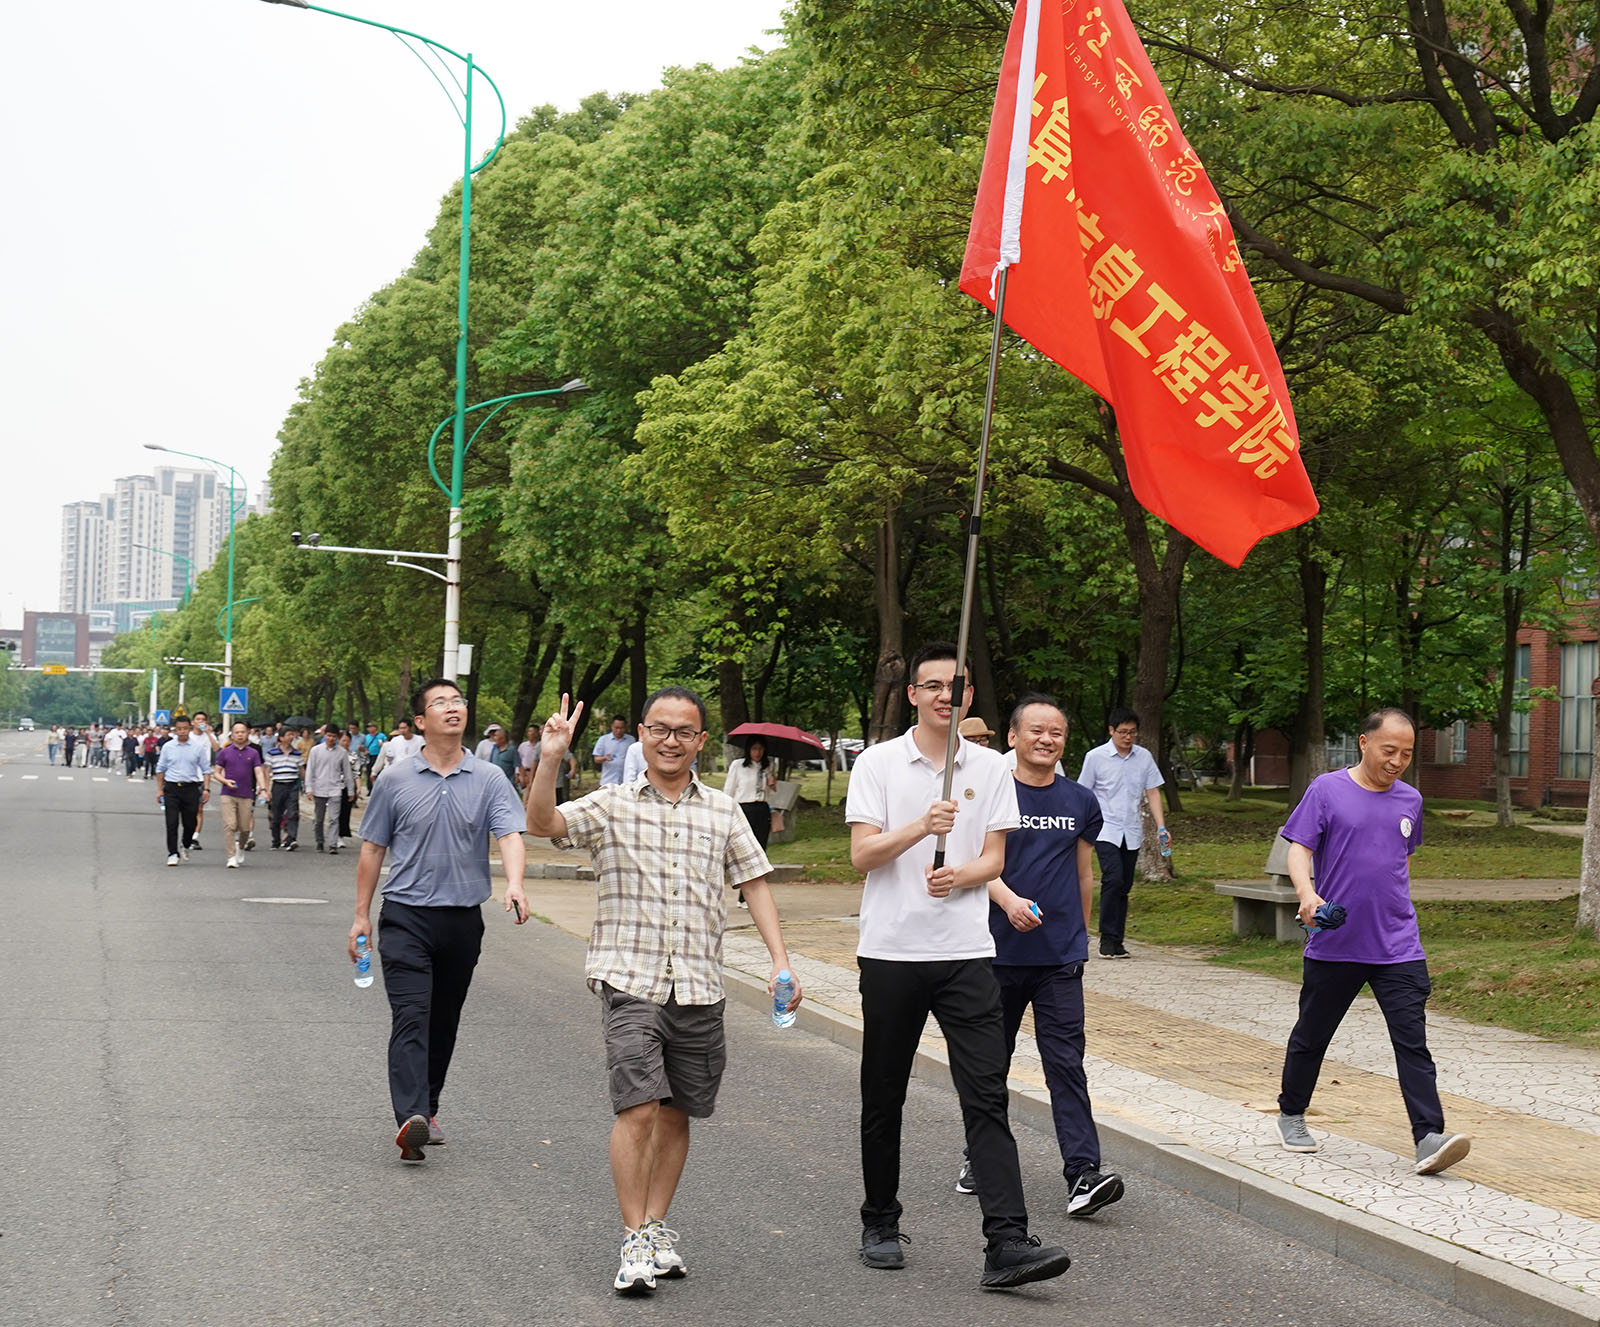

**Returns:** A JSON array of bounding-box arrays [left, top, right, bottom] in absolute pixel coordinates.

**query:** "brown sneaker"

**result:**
[[395, 1115, 429, 1163]]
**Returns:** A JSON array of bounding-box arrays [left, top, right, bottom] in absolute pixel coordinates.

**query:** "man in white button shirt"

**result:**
[[845, 641, 1071, 1290], [1076, 707, 1169, 960]]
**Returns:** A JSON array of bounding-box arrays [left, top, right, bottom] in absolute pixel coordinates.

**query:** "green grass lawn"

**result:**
[[750, 777, 1598, 1046]]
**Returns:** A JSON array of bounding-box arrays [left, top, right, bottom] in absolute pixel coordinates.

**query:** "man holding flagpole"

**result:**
[[846, 641, 1073, 1290]]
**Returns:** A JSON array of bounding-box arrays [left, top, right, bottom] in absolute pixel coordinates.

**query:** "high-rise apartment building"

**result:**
[[59, 499, 110, 613]]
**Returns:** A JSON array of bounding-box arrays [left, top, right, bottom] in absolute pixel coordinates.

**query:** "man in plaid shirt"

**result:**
[[526, 685, 802, 1296]]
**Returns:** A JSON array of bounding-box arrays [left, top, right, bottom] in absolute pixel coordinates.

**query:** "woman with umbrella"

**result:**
[[723, 737, 777, 908]]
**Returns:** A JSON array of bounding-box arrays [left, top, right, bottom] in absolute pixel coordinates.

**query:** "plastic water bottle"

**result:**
[[354, 935, 374, 988], [1157, 825, 1172, 858], [772, 970, 796, 1028]]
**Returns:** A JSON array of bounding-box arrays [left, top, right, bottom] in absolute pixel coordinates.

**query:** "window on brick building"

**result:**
[[1433, 720, 1468, 764], [1325, 733, 1359, 768], [1559, 641, 1598, 780], [1506, 644, 1531, 778]]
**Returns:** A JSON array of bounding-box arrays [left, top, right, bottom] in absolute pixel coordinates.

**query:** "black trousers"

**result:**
[[859, 956, 1029, 1250], [269, 781, 299, 846], [739, 800, 771, 851], [163, 782, 202, 855], [378, 900, 484, 1125], [1094, 839, 1140, 949], [1279, 957, 1445, 1143], [996, 963, 1099, 1178], [338, 789, 354, 840]]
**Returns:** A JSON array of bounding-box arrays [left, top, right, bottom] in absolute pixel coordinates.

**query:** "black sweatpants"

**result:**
[[858, 956, 1029, 1251], [1279, 957, 1445, 1143], [996, 963, 1099, 1178], [1094, 839, 1140, 950], [378, 900, 484, 1125], [163, 782, 202, 855], [269, 781, 299, 847]]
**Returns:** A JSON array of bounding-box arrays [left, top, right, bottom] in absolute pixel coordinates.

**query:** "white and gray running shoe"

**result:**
[[614, 1229, 657, 1294], [640, 1219, 685, 1278], [1277, 1113, 1320, 1153]]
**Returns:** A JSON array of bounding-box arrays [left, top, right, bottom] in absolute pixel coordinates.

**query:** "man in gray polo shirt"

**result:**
[[348, 677, 529, 1164]]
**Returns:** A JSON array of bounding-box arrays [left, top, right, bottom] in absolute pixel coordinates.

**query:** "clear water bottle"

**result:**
[[772, 969, 796, 1028], [354, 935, 374, 988], [1157, 825, 1172, 858]]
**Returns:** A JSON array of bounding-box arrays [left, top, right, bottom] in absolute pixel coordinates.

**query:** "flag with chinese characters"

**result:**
[[959, 0, 1318, 567]]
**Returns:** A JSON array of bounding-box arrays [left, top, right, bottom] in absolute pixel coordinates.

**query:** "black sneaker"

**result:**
[[285, 840, 299, 852], [1067, 1169, 1124, 1217], [955, 1155, 977, 1195], [189, 841, 203, 852], [1098, 943, 1130, 959], [860, 1226, 909, 1270], [980, 1235, 1072, 1289]]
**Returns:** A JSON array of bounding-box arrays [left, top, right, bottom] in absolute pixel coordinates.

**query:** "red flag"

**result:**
[[960, 0, 1318, 567]]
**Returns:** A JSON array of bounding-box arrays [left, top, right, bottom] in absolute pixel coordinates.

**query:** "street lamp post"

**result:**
[[133, 544, 196, 608], [259, 0, 509, 682], [143, 444, 246, 687]]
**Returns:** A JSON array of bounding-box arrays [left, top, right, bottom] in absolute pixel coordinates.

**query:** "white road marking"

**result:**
[[22, 775, 38, 781], [58, 775, 75, 781], [93, 777, 108, 783]]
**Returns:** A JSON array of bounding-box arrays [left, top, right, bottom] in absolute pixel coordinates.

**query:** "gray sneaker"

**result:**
[[1277, 1113, 1320, 1153], [1414, 1131, 1471, 1175]]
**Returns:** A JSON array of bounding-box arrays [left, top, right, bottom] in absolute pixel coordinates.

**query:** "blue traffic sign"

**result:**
[[154, 709, 172, 726], [219, 687, 250, 715]]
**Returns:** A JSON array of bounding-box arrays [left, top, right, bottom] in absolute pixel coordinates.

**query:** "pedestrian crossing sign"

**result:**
[[220, 687, 249, 715], [154, 709, 172, 726]]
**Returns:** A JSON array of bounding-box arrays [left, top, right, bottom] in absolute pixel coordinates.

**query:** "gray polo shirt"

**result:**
[[360, 750, 525, 907]]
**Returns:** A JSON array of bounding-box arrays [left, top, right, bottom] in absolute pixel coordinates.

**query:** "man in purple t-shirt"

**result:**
[[212, 720, 269, 868], [1275, 708, 1471, 1176]]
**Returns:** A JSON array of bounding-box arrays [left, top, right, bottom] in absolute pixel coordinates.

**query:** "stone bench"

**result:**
[[1213, 835, 1310, 941]]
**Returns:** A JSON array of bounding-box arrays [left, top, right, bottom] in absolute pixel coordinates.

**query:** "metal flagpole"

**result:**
[[933, 267, 1009, 870]]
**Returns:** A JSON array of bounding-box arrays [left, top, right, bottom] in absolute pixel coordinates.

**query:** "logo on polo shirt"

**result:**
[[963, 787, 975, 800], [1399, 816, 1413, 838]]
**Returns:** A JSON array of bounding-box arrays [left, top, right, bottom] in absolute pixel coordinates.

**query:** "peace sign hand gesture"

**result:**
[[540, 694, 586, 761]]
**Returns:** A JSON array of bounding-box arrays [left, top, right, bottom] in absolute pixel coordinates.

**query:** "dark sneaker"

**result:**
[[285, 840, 298, 852], [428, 1116, 445, 1146], [860, 1226, 909, 1270], [955, 1156, 977, 1195], [395, 1114, 429, 1164], [1098, 943, 1130, 959], [1414, 1131, 1471, 1175], [189, 841, 203, 852], [1067, 1169, 1124, 1217], [980, 1235, 1072, 1289]]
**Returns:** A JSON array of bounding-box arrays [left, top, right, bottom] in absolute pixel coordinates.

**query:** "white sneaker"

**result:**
[[226, 855, 239, 869], [640, 1219, 685, 1278], [166, 854, 180, 867], [179, 846, 189, 862], [613, 1229, 657, 1294]]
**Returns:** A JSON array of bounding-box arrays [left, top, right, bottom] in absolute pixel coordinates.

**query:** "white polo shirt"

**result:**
[[846, 727, 1020, 961]]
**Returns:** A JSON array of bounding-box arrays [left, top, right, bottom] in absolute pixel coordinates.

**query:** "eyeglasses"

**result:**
[[643, 723, 701, 743], [424, 696, 467, 711], [912, 680, 956, 696]]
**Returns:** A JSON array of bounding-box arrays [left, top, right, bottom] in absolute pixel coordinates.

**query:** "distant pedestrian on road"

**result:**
[[723, 737, 777, 910], [591, 716, 635, 787], [337, 733, 361, 842], [844, 641, 1071, 1289], [142, 728, 160, 779], [155, 715, 211, 866], [374, 719, 422, 779], [527, 733, 577, 802], [348, 678, 528, 1167], [1076, 707, 1169, 960], [526, 686, 800, 1296], [212, 721, 268, 868], [48, 725, 62, 765], [1275, 708, 1472, 1176], [63, 727, 77, 767], [958, 716, 993, 748], [306, 726, 357, 853], [266, 727, 304, 850], [958, 694, 1124, 1218], [362, 722, 386, 790], [482, 724, 518, 787]]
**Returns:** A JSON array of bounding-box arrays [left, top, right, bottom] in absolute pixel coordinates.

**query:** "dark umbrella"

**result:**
[[280, 715, 316, 731], [726, 722, 826, 766]]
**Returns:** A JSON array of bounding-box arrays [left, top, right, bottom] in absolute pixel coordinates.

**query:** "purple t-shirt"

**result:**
[[1280, 769, 1425, 964], [214, 743, 263, 799]]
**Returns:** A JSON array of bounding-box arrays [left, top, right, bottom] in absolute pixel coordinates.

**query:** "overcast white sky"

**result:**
[[0, 0, 790, 627]]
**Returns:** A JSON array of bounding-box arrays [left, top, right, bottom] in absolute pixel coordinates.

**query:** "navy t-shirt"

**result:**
[[989, 776, 1103, 966]]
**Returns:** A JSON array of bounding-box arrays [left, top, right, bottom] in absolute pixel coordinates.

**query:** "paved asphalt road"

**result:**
[[0, 729, 1496, 1327]]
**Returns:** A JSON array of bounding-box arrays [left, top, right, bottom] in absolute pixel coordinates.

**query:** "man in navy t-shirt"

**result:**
[[1275, 707, 1471, 1176], [955, 693, 1125, 1218]]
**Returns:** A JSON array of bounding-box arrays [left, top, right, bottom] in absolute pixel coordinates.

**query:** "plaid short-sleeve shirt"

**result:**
[[556, 775, 771, 1006]]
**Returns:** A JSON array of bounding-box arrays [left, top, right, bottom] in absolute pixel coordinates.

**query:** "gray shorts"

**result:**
[[599, 983, 727, 1118]]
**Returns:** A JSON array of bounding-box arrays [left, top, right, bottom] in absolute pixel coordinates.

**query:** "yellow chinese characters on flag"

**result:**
[[959, 0, 1318, 567]]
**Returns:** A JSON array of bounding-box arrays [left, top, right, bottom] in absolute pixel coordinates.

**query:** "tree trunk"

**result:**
[[1287, 536, 1327, 811], [867, 511, 906, 744], [353, 675, 371, 729], [574, 642, 630, 747], [752, 630, 785, 723], [628, 606, 647, 726], [464, 641, 483, 740], [1228, 718, 1254, 802], [718, 657, 749, 734], [511, 619, 562, 740], [970, 568, 1000, 734], [395, 652, 413, 727], [1493, 486, 1529, 829]]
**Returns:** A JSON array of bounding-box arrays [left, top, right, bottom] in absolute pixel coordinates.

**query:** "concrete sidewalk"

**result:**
[[508, 870, 1599, 1326]]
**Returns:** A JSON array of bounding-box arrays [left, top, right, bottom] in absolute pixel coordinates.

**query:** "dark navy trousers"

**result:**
[[996, 962, 1100, 1178], [1279, 957, 1445, 1143], [1094, 839, 1140, 949]]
